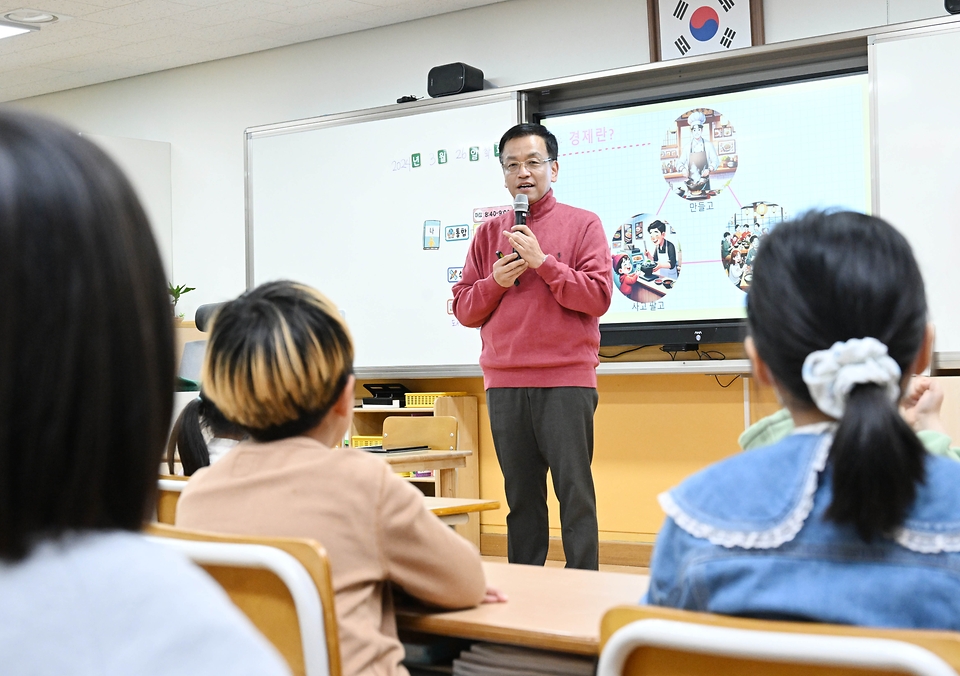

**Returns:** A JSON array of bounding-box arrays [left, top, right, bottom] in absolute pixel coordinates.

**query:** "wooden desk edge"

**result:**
[[395, 611, 597, 656], [385, 457, 468, 473], [427, 501, 500, 517]]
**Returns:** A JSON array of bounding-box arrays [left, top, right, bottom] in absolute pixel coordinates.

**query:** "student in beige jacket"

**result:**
[[176, 281, 505, 676]]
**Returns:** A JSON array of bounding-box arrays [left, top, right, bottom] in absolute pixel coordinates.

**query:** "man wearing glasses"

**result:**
[[452, 123, 612, 570]]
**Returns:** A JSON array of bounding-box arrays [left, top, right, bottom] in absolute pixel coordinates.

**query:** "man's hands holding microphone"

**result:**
[[493, 225, 546, 289]]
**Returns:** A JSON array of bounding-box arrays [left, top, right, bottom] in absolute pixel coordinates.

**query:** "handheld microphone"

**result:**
[[513, 194, 528, 226], [510, 194, 529, 286]]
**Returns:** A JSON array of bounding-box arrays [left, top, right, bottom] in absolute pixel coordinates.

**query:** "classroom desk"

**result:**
[[422, 497, 500, 526], [156, 478, 493, 526], [379, 449, 470, 498], [396, 561, 650, 655]]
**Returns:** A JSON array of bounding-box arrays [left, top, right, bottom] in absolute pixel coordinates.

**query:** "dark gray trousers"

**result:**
[[486, 387, 599, 570]]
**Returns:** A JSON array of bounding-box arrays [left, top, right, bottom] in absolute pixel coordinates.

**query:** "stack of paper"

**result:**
[[452, 643, 595, 676]]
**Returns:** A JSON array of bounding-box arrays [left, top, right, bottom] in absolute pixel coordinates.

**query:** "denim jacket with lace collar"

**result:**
[[644, 424, 960, 629]]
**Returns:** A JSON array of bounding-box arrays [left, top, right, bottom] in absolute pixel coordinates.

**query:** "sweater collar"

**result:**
[[528, 189, 556, 219]]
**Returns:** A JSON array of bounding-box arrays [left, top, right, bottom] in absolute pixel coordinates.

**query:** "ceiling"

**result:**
[[0, 0, 508, 103]]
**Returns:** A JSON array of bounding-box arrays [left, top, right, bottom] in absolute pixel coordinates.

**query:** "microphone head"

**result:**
[[513, 193, 529, 213]]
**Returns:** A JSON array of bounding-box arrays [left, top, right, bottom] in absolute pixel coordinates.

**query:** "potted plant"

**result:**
[[168, 283, 195, 324]]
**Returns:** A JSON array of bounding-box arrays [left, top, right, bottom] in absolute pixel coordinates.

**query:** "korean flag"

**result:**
[[658, 0, 753, 61]]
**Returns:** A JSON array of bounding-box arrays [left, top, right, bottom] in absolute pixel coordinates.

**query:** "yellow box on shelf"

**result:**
[[350, 435, 383, 448], [404, 392, 468, 408]]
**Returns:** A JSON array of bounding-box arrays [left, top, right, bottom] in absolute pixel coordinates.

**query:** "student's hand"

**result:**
[[901, 376, 948, 434], [493, 252, 527, 288], [481, 585, 508, 604], [504, 225, 546, 269]]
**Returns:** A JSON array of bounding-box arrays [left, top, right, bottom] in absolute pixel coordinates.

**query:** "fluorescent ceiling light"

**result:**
[[0, 19, 38, 40]]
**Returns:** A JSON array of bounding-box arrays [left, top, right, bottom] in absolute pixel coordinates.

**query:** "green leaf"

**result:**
[[168, 283, 196, 306]]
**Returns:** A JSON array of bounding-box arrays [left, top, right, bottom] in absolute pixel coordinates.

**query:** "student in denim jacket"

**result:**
[[646, 210, 960, 630]]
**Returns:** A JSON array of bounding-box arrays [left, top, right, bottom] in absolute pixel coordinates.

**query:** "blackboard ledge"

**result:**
[[933, 352, 960, 376], [353, 359, 752, 379]]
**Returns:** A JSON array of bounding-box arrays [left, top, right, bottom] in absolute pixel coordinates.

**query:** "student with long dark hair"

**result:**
[[0, 110, 288, 674], [167, 394, 245, 475], [646, 210, 960, 629]]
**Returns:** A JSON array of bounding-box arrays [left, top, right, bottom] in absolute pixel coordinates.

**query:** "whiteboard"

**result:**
[[246, 92, 519, 374], [872, 24, 960, 365]]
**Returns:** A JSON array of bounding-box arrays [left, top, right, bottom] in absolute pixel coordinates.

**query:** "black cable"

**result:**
[[598, 344, 657, 359], [713, 374, 741, 388]]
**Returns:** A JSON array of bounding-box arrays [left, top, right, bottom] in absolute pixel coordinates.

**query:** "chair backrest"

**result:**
[[146, 523, 341, 676], [382, 415, 457, 450], [598, 606, 960, 676], [156, 475, 188, 525], [178, 339, 207, 382]]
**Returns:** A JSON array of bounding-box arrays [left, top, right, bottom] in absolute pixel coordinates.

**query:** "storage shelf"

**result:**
[[353, 407, 433, 413], [350, 394, 480, 545]]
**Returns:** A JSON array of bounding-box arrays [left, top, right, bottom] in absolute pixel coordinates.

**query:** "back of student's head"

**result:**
[[747, 210, 927, 542], [202, 281, 353, 442], [0, 111, 174, 561], [167, 394, 244, 476]]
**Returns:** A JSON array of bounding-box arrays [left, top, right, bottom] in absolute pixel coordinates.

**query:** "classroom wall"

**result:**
[[6, 0, 948, 319], [10, 0, 954, 550], [355, 374, 768, 543]]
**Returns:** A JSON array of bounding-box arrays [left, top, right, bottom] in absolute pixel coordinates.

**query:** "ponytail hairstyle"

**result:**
[[201, 281, 354, 442], [166, 394, 244, 476], [747, 210, 928, 542]]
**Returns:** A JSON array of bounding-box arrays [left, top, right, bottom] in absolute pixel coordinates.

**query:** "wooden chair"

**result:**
[[382, 414, 458, 451], [156, 474, 188, 524], [146, 523, 341, 676], [598, 605, 960, 676]]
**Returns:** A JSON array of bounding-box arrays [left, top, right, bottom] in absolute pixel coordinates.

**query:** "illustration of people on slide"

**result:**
[[646, 220, 678, 288], [720, 231, 735, 271], [613, 253, 642, 300], [661, 108, 738, 200], [610, 215, 681, 302], [721, 202, 786, 292], [678, 110, 718, 196]]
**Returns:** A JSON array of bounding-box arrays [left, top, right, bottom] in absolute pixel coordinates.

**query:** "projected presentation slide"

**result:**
[[544, 73, 870, 327]]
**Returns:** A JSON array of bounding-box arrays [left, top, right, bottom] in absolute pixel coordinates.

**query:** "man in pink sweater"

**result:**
[[453, 123, 612, 569]]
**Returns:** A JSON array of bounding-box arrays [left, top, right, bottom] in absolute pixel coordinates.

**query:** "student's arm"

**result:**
[[918, 430, 960, 460], [376, 466, 488, 608], [902, 377, 960, 460], [643, 517, 695, 609]]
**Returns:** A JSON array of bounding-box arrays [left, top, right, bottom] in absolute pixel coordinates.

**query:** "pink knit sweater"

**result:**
[[453, 190, 612, 389]]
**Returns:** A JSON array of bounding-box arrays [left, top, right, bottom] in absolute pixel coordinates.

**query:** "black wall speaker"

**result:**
[[427, 62, 484, 98], [947, 0, 960, 14]]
